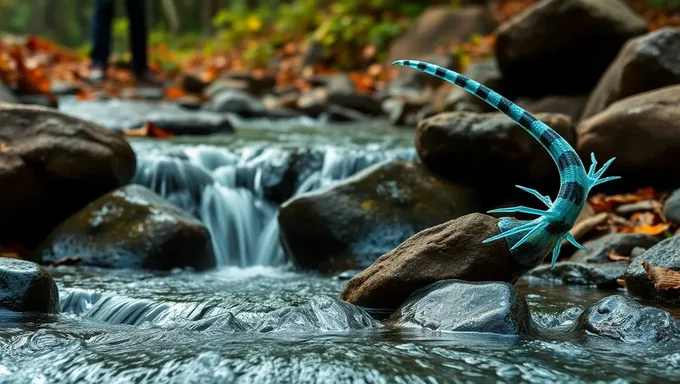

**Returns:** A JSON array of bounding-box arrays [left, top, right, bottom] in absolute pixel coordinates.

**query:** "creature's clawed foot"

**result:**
[[483, 217, 549, 251], [587, 153, 621, 190]]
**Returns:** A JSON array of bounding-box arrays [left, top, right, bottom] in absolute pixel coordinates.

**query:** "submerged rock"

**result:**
[[340, 213, 526, 310], [416, 112, 575, 191], [59, 99, 233, 135], [570, 295, 680, 343], [255, 296, 381, 333], [206, 89, 266, 117], [582, 27, 680, 120], [528, 261, 629, 288], [624, 235, 680, 305], [0, 258, 59, 314], [0, 103, 136, 247], [569, 233, 659, 263], [388, 280, 534, 335], [494, 0, 648, 97], [577, 85, 680, 191], [33, 184, 216, 271], [279, 159, 482, 273]]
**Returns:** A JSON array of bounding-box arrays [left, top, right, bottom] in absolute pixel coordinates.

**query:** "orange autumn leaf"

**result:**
[[642, 261, 680, 291], [165, 87, 185, 100], [123, 121, 174, 139], [620, 223, 670, 236]]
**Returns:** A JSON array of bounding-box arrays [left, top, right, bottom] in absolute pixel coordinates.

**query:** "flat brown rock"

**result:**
[[340, 213, 525, 310]]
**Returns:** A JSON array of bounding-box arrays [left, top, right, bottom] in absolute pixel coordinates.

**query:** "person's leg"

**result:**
[[89, 0, 115, 80], [125, 0, 149, 76]]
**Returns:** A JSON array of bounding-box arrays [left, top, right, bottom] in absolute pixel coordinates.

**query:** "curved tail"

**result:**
[[392, 60, 580, 172]]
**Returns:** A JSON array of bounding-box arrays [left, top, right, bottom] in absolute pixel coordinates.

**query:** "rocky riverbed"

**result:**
[[0, 0, 680, 382]]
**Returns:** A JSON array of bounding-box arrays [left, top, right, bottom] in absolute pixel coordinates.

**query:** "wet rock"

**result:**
[[59, 99, 234, 135], [416, 112, 575, 191], [0, 258, 59, 314], [387, 280, 534, 335], [255, 296, 381, 333], [121, 87, 166, 101], [624, 235, 680, 305], [387, 6, 495, 69], [571, 295, 680, 343], [494, 0, 648, 97], [220, 72, 277, 96], [206, 89, 265, 117], [615, 200, 659, 215], [203, 78, 251, 99], [18, 94, 57, 108], [382, 97, 429, 127], [582, 27, 680, 120], [181, 73, 208, 94], [0, 103, 136, 247], [516, 95, 589, 124], [528, 261, 629, 288], [33, 184, 216, 271], [577, 85, 680, 191], [279, 159, 482, 274], [443, 58, 508, 113], [569, 233, 659, 263], [176, 95, 202, 110], [325, 105, 371, 123], [236, 148, 298, 204], [327, 91, 383, 117], [662, 188, 680, 224], [50, 80, 81, 96], [334, 270, 362, 281], [340, 213, 526, 310], [0, 80, 17, 103]]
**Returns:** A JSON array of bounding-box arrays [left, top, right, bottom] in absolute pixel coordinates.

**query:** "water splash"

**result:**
[[131, 143, 415, 267]]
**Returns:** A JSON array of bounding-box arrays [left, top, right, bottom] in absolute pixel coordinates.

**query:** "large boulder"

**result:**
[[387, 280, 534, 335], [415, 112, 575, 193], [0, 258, 59, 314], [494, 0, 648, 97], [662, 187, 680, 224], [582, 27, 680, 120], [32, 184, 216, 271], [442, 58, 509, 113], [386, 6, 496, 71], [577, 85, 680, 191], [0, 103, 136, 247], [569, 233, 660, 263], [339, 213, 528, 310], [278, 159, 482, 273], [570, 295, 680, 343], [516, 95, 589, 124], [624, 235, 680, 305]]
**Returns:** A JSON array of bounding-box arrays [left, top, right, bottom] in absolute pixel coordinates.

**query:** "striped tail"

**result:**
[[392, 60, 578, 169]]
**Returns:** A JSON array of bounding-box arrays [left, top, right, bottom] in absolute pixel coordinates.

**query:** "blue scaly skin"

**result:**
[[393, 60, 620, 268]]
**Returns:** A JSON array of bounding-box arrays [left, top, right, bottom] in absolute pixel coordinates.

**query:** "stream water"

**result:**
[[1, 118, 679, 383]]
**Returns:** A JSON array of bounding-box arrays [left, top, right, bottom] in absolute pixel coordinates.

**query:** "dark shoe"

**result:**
[[87, 66, 107, 83], [135, 71, 164, 86]]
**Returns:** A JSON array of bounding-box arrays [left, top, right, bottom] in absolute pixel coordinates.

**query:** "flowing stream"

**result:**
[[1, 118, 679, 383]]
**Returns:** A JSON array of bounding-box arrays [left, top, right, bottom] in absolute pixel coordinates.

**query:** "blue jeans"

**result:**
[[90, 0, 148, 75]]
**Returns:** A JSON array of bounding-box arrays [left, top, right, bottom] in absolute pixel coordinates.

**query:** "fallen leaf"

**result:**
[[123, 121, 174, 139], [642, 261, 680, 291], [616, 278, 626, 288], [361, 200, 375, 212], [0, 252, 21, 260], [608, 250, 631, 262], [620, 223, 670, 236]]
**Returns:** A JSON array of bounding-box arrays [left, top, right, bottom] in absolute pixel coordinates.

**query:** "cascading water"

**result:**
[[131, 142, 416, 267]]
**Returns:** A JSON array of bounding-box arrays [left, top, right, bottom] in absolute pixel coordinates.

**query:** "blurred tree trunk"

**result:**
[[162, 0, 180, 33], [29, 0, 49, 35]]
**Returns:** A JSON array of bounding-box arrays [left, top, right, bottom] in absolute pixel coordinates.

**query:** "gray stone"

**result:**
[[569, 233, 660, 263], [388, 280, 534, 335], [624, 235, 680, 305], [0, 258, 59, 314]]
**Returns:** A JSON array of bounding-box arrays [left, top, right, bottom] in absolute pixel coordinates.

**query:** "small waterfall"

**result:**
[[131, 142, 415, 267]]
